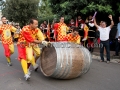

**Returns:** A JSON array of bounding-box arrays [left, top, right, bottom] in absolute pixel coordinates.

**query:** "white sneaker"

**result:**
[[33, 64, 39, 71], [7, 62, 12, 66], [82, 38, 87, 41], [24, 74, 30, 81], [28, 69, 32, 76]]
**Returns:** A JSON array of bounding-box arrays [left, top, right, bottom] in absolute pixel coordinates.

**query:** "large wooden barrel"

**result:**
[[40, 42, 92, 79]]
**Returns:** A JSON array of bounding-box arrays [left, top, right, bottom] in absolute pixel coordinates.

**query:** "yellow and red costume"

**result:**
[[76, 19, 88, 40], [0, 24, 16, 63], [54, 23, 69, 41], [63, 33, 81, 44], [82, 24, 89, 39], [17, 25, 44, 75], [14, 28, 21, 39]]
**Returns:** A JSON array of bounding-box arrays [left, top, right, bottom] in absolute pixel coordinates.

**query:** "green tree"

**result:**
[[117, 3, 120, 13], [48, 0, 120, 21], [0, 0, 5, 10], [38, 0, 54, 24], [2, 0, 40, 27]]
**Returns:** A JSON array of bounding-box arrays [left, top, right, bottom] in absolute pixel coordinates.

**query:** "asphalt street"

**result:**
[[0, 43, 120, 90]]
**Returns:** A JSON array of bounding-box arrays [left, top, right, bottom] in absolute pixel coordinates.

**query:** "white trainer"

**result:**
[[28, 69, 32, 76], [24, 74, 30, 81], [33, 64, 39, 71], [7, 62, 12, 66]]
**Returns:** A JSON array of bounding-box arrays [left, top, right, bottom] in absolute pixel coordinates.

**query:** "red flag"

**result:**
[[76, 18, 78, 27], [53, 23, 58, 42], [47, 20, 51, 41]]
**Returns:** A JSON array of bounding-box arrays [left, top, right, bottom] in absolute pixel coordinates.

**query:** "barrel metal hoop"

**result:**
[[63, 45, 73, 79], [59, 46, 69, 78], [52, 43, 64, 78], [51, 44, 61, 77], [80, 47, 92, 75], [81, 47, 88, 75], [85, 48, 92, 68], [77, 47, 85, 76], [56, 46, 64, 78], [85, 48, 91, 73]]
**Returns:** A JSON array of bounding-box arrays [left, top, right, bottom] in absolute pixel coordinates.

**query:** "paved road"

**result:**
[[0, 44, 120, 90]]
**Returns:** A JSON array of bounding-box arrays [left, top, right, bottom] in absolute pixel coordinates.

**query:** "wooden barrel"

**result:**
[[40, 42, 92, 79]]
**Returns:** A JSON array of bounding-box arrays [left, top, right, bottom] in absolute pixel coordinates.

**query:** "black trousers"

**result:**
[[115, 38, 120, 55], [100, 40, 110, 61]]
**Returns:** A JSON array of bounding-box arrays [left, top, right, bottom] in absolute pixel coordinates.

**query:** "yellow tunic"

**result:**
[[0, 24, 16, 44]]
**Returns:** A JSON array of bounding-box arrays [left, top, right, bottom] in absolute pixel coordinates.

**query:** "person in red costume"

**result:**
[[78, 15, 84, 26], [53, 16, 70, 41], [50, 18, 58, 42], [63, 27, 81, 44], [68, 19, 75, 27], [17, 18, 49, 81], [0, 16, 16, 66]]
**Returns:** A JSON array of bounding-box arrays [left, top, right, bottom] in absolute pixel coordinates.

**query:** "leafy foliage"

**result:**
[[48, 0, 120, 21], [117, 3, 120, 13], [2, 0, 120, 26], [0, 0, 5, 10], [38, 0, 54, 24], [2, 0, 40, 27], [80, 2, 113, 15]]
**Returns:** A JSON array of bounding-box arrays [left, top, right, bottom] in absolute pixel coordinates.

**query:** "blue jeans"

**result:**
[[100, 40, 110, 61], [115, 38, 120, 55]]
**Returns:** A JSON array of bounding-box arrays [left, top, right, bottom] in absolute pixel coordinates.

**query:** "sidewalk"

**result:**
[[92, 47, 120, 63]]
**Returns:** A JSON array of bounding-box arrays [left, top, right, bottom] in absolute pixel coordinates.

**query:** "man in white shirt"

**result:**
[[94, 15, 114, 63]]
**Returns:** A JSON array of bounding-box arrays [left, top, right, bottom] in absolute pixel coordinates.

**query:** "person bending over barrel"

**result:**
[[17, 18, 49, 81]]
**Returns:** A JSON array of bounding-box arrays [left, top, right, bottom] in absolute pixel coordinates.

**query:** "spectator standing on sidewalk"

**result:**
[[114, 16, 120, 56], [94, 15, 114, 63]]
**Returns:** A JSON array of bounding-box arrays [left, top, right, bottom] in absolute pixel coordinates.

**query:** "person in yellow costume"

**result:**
[[17, 18, 48, 81], [27, 23, 45, 73], [54, 16, 70, 41], [0, 16, 16, 66], [63, 27, 81, 44]]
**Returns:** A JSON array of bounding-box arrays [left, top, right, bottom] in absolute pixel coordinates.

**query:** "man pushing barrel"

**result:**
[[17, 18, 49, 80]]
